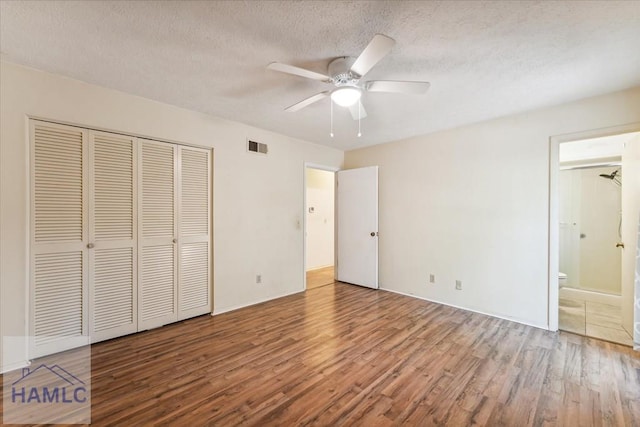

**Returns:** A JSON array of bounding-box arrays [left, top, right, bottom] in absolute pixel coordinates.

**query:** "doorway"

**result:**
[[304, 166, 336, 290], [550, 127, 640, 346]]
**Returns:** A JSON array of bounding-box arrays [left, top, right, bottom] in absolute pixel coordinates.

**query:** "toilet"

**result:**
[[558, 272, 567, 287]]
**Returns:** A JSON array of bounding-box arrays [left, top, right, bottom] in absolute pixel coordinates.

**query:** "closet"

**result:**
[[30, 120, 212, 358]]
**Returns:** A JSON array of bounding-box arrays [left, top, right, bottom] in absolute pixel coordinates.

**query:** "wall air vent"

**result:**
[[247, 139, 268, 155]]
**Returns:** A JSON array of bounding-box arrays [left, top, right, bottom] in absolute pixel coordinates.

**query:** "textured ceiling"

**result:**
[[1, 1, 639, 150]]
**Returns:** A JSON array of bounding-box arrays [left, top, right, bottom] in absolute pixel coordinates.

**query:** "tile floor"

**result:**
[[559, 297, 633, 346]]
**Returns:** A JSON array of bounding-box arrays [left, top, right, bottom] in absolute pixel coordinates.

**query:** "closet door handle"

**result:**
[[87, 243, 94, 249], [173, 238, 177, 244]]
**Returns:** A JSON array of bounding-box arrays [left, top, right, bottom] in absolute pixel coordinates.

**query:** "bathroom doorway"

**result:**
[[304, 166, 336, 290], [555, 130, 640, 345]]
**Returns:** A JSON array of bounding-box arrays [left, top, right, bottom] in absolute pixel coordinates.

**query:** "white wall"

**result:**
[[305, 168, 334, 270], [345, 87, 640, 329], [558, 169, 581, 287], [0, 61, 343, 372], [578, 167, 622, 293], [559, 166, 622, 294]]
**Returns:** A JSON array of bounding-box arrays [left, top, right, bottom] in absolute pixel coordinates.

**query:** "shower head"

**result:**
[[598, 170, 618, 180], [599, 169, 621, 186]]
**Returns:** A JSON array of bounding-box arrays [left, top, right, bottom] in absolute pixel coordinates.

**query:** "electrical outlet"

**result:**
[[256, 274, 262, 284], [455, 280, 462, 290], [429, 274, 435, 284]]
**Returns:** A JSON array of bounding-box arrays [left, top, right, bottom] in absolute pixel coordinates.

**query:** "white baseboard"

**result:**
[[380, 287, 549, 331], [559, 287, 621, 306], [1, 359, 30, 375], [212, 288, 304, 316]]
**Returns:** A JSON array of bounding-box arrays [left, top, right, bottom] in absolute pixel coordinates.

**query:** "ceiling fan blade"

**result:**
[[365, 80, 431, 95], [285, 91, 330, 112], [267, 62, 330, 82], [348, 101, 367, 120], [350, 34, 395, 78]]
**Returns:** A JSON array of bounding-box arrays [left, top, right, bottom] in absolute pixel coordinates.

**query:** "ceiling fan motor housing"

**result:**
[[328, 57, 360, 86]]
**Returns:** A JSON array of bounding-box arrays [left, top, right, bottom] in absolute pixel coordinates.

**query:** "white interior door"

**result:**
[[89, 131, 138, 342], [337, 166, 378, 289], [177, 146, 212, 320], [621, 135, 640, 343], [30, 120, 89, 357], [138, 139, 178, 330]]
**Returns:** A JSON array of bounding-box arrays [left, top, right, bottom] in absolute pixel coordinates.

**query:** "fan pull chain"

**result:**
[[358, 102, 362, 137], [330, 100, 334, 138]]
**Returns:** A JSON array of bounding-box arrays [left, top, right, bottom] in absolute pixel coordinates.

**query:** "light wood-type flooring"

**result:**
[[2, 283, 639, 426], [306, 266, 335, 290]]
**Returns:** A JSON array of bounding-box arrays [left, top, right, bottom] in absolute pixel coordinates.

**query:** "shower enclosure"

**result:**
[[559, 165, 622, 297]]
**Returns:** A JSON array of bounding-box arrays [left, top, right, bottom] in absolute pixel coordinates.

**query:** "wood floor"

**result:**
[[306, 266, 335, 290], [2, 283, 639, 426]]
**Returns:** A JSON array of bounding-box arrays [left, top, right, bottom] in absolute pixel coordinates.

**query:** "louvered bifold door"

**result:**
[[177, 146, 212, 320], [138, 139, 178, 330], [30, 120, 89, 358], [88, 131, 138, 342]]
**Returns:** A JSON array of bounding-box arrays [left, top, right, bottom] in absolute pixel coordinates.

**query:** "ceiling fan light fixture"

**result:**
[[331, 87, 361, 107]]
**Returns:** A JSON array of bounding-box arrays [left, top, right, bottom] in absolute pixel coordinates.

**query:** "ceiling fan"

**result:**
[[267, 34, 430, 120]]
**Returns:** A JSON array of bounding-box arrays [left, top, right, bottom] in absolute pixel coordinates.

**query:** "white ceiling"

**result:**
[[1, 1, 639, 151]]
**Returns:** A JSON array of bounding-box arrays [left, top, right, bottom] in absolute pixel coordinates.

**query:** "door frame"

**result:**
[[303, 162, 339, 290], [548, 122, 640, 331]]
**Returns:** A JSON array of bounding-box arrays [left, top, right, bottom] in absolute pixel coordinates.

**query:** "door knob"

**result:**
[[173, 238, 177, 244], [616, 242, 624, 248], [370, 232, 377, 237], [87, 243, 94, 249]]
